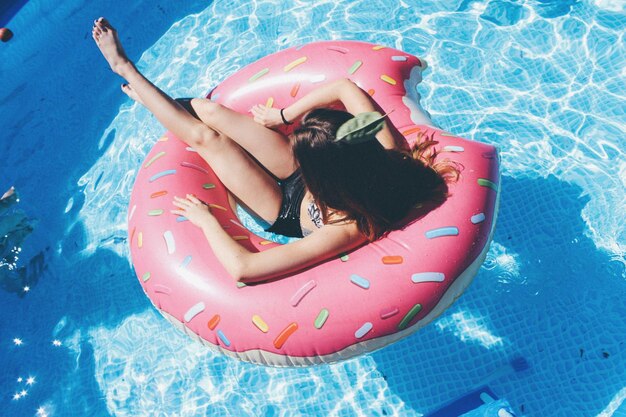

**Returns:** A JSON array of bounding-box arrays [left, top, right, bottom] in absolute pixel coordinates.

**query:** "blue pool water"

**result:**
[[1, 0, 625, 416]]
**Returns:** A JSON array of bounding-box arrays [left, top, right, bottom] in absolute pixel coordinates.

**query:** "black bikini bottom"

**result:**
[[265, 170, 306, 238]]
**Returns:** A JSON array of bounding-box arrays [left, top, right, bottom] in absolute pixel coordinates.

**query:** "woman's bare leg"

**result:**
[[92, 17, 282, 222], [121, 85, 297, 179], [188, 99, 297, 179]]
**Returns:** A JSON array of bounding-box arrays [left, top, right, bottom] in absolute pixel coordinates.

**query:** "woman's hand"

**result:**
[[171, 194, 216, 228], [251, 104, 283, 128]]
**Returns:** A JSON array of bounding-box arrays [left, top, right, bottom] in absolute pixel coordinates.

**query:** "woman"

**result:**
[[92, 18, 456, 283]]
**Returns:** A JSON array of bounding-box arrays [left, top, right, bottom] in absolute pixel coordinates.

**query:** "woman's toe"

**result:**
[[95, 21, 107, 32], [100, 18, 114, 30], [95, 17, 114, 32]]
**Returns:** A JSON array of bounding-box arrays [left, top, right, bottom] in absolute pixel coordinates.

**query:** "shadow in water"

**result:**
[[0, 212, 148, 415], [372, 174, 625, 416], [0, 189, 48, 297]]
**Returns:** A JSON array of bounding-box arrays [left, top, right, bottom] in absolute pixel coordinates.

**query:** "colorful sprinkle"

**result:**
[[478, 178, 498, 192], [340, 253, 349, 262], [372, 45, 385, 50], [154, 285, 171, 294], [148, 209, 164, 216], [157, 136, 168, 142], [179, 255, 192, 269], [149, 169, 176, 183], [391, 55, 408, 61], [398, 303, 423, 330], [181, 161, 208, 174], [129, 205, 137, 221], [290, 82, 301, 97], [236, 282, 247, 288], [355, 322, 373, 339], [327, 46, 348, 54], [440, 132, 457, 137], [209, 204, 228, 211], [380, 75, 397, 85], [402, 126, 423, 136], [382, 256, 403, 265], [150, 190, 168, 198], [265, 96, 274, 108], [259, 240, 273, 245], [380, 307, 399, 319], [310, 74, 326, 83], [185, 147, 197, 152], [367, 88, 375, 96], [284, 56, 307, 72], [217, 329, 231, 347], [252, 315, 269, 333], [143, 151, 166, 169], [471, 213, 486, 224], [141, 272, 151, 282], [350, 274, 370, 289], [137, 232, 143, 248], [411, 272, 445, 283], [348, 60, 363, 75], [208, 315, 220, 330], [314, 308, 329, 329], [425, 227, 459, 239], [290, 280, 317, 307], [249, 68, 269, 82], [130, 226, 136, 245], [202, 183, 216, 189], [176, 216, 188, 222], [184, 302, 205, 322], [163, 230, 175, 254], [443, 145, 465, 152], [232, 235, 249, 241], [274, 322, 298, 349], [230, 219, 245, 229]]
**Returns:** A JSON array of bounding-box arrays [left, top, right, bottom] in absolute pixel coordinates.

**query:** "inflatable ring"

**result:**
[[128, 41, 500, 367]]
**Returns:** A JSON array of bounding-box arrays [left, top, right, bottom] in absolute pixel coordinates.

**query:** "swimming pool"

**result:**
[[1, 0, 624, 416]]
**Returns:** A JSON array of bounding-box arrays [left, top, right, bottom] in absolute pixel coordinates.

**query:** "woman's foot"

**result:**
[[92, 17, 132, 75], [121, 83, 144, 105]]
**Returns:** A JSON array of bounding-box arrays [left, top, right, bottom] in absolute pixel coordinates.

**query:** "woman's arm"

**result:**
[[282, 78, 371, 122], [172, 195, 365, 282], [252, 78, 399, 149]]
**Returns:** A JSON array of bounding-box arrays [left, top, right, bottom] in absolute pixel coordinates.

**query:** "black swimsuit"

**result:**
[[265, 170, 322, 238]]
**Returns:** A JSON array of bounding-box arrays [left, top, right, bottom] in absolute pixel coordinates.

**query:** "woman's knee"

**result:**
[[191, 99, 223, 124], [189, 125, 223, 149]]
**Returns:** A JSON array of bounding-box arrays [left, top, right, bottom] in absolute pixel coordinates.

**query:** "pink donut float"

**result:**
[[128, 41, 500, 367]]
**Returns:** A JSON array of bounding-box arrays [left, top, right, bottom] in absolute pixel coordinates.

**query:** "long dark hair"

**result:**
[[292, 109, 459, 241]]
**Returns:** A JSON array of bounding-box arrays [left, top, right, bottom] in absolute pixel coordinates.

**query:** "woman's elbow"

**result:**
[[337, 78, 364, 100], [229, 257, 256, 283], [232, 272, 261, 285], [228, 262, 246, 283], [231, 263, 270, 284], [337, 78, 355, 88]]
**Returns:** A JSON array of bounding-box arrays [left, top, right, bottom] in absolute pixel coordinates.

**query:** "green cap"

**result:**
[[335, 111, 387, 145]]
